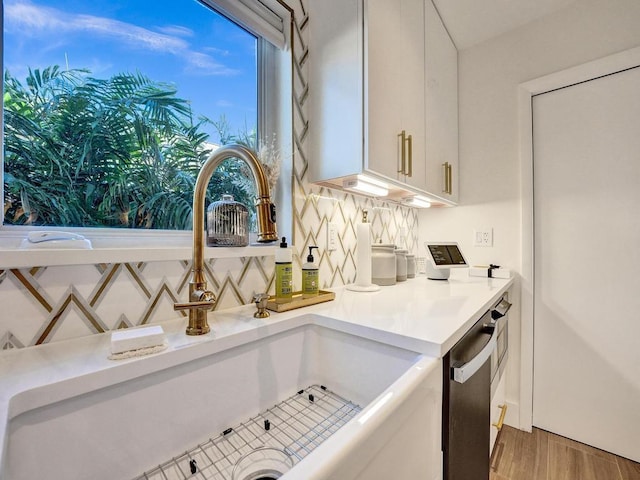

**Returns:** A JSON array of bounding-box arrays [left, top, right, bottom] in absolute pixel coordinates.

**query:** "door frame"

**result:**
[[517, 45, 640, 431]]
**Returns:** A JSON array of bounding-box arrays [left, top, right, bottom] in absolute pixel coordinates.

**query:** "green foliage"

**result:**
[[3, 66, 257, 230]]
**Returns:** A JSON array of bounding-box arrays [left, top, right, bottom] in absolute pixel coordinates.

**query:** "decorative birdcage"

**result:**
[[206, 194, 249, 247]]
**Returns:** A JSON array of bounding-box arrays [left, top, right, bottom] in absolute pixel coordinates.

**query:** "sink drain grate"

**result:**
[[133, 385, 362, 480]]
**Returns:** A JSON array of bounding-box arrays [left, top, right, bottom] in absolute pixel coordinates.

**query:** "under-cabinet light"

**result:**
[[343, 175, 389, 197], [402, 195, 432, 208]]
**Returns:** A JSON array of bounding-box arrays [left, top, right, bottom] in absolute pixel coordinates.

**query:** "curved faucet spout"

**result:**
[[175, 144, 278, 336]]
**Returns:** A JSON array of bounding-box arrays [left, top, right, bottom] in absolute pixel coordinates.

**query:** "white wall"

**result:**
[[419, 0, 640, 427]]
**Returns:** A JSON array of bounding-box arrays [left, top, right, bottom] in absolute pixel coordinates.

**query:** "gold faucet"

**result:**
[[174, 144, 278, 335]]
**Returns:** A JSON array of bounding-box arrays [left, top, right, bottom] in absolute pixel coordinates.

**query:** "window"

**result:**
[[1, 0, 291, 237]]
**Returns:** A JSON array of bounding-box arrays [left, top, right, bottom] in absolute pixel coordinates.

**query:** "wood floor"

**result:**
[[490, 426, 640, 480]]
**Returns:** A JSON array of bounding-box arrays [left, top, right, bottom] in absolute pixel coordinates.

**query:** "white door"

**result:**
[[532, 65, 640, 462]]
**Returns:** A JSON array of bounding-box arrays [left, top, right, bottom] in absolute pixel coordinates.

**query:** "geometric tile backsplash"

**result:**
[[0, 0, 419, 350], [0, 257, 272, 349]]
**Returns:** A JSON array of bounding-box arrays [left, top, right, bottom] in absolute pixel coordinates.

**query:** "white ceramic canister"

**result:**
[[395, 248, 408, 282], [371, 244, 396, 286], [406, 254, 416, 278]]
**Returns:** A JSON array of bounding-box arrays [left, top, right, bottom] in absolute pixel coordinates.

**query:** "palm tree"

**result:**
[[3, 66, 256, 230]]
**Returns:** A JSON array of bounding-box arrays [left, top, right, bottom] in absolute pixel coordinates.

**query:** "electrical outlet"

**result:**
[[327, 222, 338, 251], [473, 228, 493, 247]]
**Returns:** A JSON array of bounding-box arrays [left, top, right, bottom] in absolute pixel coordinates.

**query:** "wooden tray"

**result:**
[[266, 290, 335, 313]]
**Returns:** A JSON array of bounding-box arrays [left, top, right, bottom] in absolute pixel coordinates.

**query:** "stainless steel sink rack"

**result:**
[[133, 385, 362, 480]]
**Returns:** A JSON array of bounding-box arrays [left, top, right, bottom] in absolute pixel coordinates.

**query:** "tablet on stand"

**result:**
[[424, 242, 468, 280]]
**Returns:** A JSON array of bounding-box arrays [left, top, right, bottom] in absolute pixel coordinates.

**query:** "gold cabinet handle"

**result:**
[[442, 162, 453, 194], [398, 130, 407, 174], [442, 162, 449, 193], [406, 134, 413, 177], [492, 404, 508, 431]]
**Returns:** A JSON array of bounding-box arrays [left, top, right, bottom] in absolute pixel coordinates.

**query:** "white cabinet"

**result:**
[[365, 0, 426, 190], [424, 0, 458, 202], [309, 0, 458, 206]]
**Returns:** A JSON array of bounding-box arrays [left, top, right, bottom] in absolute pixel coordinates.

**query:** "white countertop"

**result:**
[[307, 273, 513, 357], [0, 271, 513, 471]]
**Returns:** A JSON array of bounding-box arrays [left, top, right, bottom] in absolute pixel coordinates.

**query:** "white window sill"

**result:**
[[0, 228, 276, 268], [0, 244, 276, 269]]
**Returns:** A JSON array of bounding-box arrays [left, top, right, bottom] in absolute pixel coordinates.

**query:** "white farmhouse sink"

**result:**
[[4, 319, 441, 480]]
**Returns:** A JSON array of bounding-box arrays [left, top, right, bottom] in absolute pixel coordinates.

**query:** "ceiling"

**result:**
[[432, 0, 579, 50]]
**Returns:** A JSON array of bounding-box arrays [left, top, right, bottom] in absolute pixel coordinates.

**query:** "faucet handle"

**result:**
[[174, 300, 215, 311], [174, 290, 216, 312], [253, 293, 270, 318]]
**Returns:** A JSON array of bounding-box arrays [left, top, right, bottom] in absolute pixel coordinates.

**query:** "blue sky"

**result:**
[[3, 0, 258, 142]]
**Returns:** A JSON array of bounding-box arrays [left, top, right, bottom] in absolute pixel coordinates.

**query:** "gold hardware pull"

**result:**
[[492, 404, 508, 431], [442, 162, 449, 193], [442, 162, 453, 194], [406, 134, 413, 177], [398, 130, 407, 174]]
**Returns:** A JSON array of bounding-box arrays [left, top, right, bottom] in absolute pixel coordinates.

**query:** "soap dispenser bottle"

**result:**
[[275, 237, 293, 303], [302, 246, 319, 298]]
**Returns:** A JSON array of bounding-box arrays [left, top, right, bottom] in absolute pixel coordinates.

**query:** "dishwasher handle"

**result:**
[[452, 320, 498, 384]]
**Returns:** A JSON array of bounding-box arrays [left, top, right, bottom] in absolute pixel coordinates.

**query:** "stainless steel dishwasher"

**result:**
[[442, 294, 511, 480]]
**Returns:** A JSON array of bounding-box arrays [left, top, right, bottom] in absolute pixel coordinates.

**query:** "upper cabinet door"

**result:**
[[401, 0, 428, 191], [365, 0, 427, 190], [425, 0, 459, 202]]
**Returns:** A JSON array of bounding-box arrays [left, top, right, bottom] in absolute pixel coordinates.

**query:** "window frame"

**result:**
[[0, 0, 293, 262]]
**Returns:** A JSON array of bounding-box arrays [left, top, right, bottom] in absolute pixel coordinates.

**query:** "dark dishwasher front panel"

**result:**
[[442, 310, 493, 480]]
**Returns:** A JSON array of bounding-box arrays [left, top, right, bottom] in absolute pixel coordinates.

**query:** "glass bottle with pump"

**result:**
[[302, 246, 319, 298], [275, 237, 293, 303]]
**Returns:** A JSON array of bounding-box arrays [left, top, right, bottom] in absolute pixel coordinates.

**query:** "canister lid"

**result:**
[[372, 243, 395, 249]]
